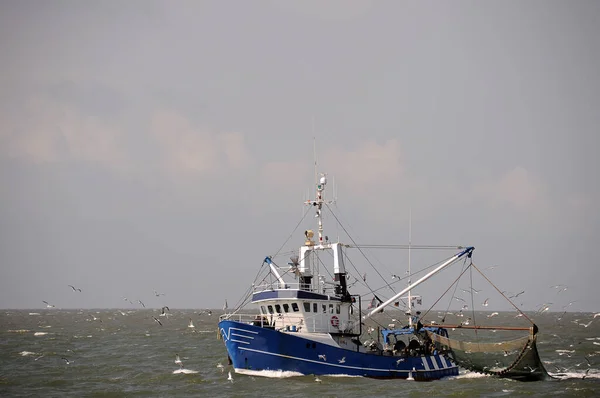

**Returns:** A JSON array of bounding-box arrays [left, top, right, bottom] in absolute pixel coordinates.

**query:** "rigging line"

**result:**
[[323, 202, 399, 294], [325, 203, 398, 296], [315, 250, 335, 281], [361, 253, 456, 303], [231, 259, 268, 316], [352, 245, 464, 250], [230, 284, 255, 317], [470, 262, 535, 325], [468, 262, 480, 344], [271, 205, 312, 259], [421, 257, 471, 323]]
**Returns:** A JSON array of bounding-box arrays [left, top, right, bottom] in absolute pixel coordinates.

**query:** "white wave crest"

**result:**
[[172, 368, 199, 374], [235, 368, 304, 378]]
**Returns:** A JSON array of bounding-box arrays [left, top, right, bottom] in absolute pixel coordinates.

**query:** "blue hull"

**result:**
[[219, 320, 458, 380]]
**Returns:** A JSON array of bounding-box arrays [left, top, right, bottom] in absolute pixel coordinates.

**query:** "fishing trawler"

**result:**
[[218, 166, 550, 381]]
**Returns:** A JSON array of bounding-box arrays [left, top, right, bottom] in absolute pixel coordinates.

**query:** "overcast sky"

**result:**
[[1, 1, 598, 313]]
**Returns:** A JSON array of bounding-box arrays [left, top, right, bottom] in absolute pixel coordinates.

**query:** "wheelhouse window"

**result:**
[[275, 304, 282, 314], [336, 305, 341, 314], [267, 305, 274, 314], [261, 305, 266, 314], [313, 303, 318, 313], [292, 303, 299, 312], [303, 302, 311, 312], [329, 304, 334, 314], [283, 304, 290, 313]]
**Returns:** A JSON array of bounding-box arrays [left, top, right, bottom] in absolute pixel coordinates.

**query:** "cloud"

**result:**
[[0, 96, 254, 181], [471, 166, 550, 212], [322, 139, 405, 189], [1, 96, 128, 170], [150, 110, 253, 178]]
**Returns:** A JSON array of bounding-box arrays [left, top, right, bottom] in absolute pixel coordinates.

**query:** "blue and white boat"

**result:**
[[218, 167, 550, 381]]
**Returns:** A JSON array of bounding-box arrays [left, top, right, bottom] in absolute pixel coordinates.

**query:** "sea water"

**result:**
[[1, 310, 599, 397]]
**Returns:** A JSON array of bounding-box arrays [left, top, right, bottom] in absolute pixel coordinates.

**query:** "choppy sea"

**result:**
[[1, 309, 599, 397]]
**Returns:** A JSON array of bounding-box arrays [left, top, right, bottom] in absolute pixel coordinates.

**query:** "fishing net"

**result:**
[[426, 324, 552, 381]]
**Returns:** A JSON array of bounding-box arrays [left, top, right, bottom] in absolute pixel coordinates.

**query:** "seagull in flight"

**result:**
[[550, 284, 567, 293], [175, 354, 183, 367], [227, 371, 234, 382], [61, 357, 71, 365], [217, 363, 224, 373], [578, 320, 593, 328], [152, 316, 162, 326], [138, 300, 145, 308], [68, 285, 82, 292], [338, 357, 346, 364], [318, 354, 327, 361], [582, 368, 591, 380], [159, 306, 170, 317], [154, 290, 165, 297], [482, 298, 489, 307], [42, 301, 55, 308]]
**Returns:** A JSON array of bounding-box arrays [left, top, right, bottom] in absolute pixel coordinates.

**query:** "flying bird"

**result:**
[[227, 371, 234, 382], [482, 298, 489, 307], [175, 354, 183, 367], [42, 301, 55, 308], [152, 316, 162, 326], [154, 290, 165, 297], [217, 363, 224, 373], [160, 306, 170, 317], [338, 357, 346, 364], [68, 285, 82, 292], [318, 354, 327, 361], [138, 300, 146, 308], [582, 368, 591, 380]]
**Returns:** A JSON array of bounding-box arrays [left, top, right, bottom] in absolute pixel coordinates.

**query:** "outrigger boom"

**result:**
[[364, 246, 474, 320]]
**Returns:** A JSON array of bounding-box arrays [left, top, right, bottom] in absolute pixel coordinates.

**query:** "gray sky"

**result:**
[[1, 1, 598, 312]]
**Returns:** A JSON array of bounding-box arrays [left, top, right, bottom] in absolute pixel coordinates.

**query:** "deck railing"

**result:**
[[220, 312, 361, 335], [252, 282, 338, 295]]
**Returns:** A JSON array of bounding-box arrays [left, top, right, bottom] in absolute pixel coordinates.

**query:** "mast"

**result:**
[[364, 247, 474, 320], [407, 208, 413, 326], [302, 144, 349, 299]]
